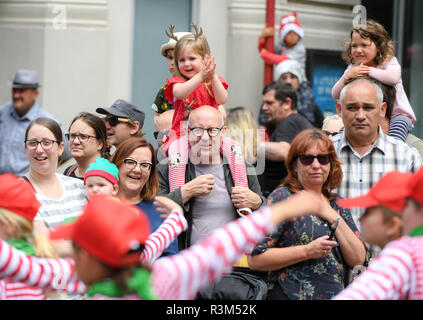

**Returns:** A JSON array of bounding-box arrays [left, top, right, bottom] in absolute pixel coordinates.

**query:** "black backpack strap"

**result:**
[[21, 176, 36, 192], [65, 164, 78, 177]]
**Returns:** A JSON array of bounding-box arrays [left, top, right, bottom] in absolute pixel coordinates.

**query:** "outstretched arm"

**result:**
[[333, 239, 413, 300], [151, 191, 322, 300], [141, 197, 188, 265], [0, 239, 86, 294]]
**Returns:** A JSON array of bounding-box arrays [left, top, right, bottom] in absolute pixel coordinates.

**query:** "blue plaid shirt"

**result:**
[[0, 101, 70, 176], [331, 127, 422, 230]]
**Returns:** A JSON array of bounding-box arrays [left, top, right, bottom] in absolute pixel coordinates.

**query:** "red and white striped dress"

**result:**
[[0, 207, 274, 299], [0, 281, 45, 300], [0, 209, 188, 299], [334, 236, 423, 300]]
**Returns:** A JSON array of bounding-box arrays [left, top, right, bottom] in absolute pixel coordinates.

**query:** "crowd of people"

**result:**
[[0, 16, 422, 301]]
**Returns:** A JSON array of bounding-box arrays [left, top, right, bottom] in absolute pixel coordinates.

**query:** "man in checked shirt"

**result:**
[[332, 77, 422, 259]]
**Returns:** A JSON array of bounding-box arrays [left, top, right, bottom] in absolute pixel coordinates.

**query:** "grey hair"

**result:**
[[339, 78, 384, 105], [187, 107, 224, 127], [322, 114, 343, 128]]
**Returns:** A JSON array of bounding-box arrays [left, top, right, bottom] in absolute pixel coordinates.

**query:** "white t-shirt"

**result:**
[[34, 174, 87, 228]]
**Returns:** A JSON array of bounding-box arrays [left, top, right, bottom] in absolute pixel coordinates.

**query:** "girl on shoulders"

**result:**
[[332, 19, 416, 142]]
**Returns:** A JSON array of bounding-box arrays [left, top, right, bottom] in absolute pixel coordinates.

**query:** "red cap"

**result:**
[[50, 195, 151, 268], [0, 173, 40, 220], [338, 171, 413, 212], [406, 166, 423, 205]]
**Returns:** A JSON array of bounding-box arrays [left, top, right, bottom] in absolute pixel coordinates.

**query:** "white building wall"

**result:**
[[0, 0, 359, 135], [224, 0, 360, 119], [0, 0, 134, 131]]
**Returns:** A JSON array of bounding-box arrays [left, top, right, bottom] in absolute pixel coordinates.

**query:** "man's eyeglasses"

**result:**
[[154, 129, 170, 141], [298, 154, 331, 166], [105, 116, 131, 127], [123, 158, 153, 172], [25, 139, 60, 150], [323, 130, 339, 137], [188, 127, 223, 137], [65, 133, 97, 143]]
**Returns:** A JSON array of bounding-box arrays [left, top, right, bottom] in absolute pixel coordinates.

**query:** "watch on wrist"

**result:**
[[331, 213, 341, 230]]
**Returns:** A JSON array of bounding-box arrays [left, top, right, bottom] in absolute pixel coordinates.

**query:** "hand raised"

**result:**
[[154, 196, 184, 219], [201, 54, 216, 82]]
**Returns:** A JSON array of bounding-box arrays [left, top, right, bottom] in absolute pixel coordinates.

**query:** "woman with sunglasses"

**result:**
[[110, 137, 179, 256], [23, 117, 87, 258], [63, 112, 110, 180], [248, 129, 367, 300]]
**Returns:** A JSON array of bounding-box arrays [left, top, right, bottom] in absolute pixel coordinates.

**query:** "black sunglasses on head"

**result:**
[[298, 154, 330, 166], [154, 129, 170, 141], [323, 130, 339, 137]]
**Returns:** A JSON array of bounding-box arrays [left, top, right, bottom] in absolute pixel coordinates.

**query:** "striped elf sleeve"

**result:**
[[151, 207, 275, 300], [0, 239, 86, 295], [333, 236, 423, 300], [141, 209, 188, 265], [2, 281, 46, 300]]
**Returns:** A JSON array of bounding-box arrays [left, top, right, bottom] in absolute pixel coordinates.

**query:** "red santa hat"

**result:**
[[279, 12, 304, 45]]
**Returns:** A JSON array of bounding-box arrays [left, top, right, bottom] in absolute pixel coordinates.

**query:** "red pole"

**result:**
[[264, 0, 275, 86]]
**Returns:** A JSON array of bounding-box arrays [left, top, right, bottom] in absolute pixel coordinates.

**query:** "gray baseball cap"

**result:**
[[96, 99, 145, 129], [8, 69, 40, 89]]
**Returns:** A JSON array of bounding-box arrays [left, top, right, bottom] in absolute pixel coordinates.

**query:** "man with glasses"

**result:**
[[258, 81, 313, 198], [157, 106, 264, 249], [96, 98, 145, 149], [0, 69, 70, 176]]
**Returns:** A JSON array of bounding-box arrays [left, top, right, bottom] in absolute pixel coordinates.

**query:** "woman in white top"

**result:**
[[23, 117, 87, 257]]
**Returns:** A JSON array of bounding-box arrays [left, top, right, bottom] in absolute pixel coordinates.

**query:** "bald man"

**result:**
[[157, 106, 264, 249]]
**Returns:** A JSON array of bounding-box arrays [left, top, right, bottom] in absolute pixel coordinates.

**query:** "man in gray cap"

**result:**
[[0, 69, 70, 176], [96, 98, 145, 148]]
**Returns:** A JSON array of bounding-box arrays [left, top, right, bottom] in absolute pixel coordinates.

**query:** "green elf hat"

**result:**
[[84, 157, 119, 186]]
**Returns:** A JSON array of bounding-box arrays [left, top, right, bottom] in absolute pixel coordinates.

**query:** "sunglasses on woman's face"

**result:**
[[298, 154, 330, 166]]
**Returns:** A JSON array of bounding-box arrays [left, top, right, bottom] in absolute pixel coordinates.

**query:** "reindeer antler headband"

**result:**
[[190, 23, 203, 40], [165, 23, 203, 41], [165, 24, 178, 41]]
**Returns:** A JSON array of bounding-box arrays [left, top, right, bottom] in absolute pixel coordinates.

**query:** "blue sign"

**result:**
[[312, 65, 344, 115]]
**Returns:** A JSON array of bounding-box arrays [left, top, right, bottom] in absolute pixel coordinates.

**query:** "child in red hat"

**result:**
[[258, 12, 306, 78], [338, 171, 409, 250], [0, 189, 323, 299], [334, 167, 423, 300], [0, 174, 57, 299]]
